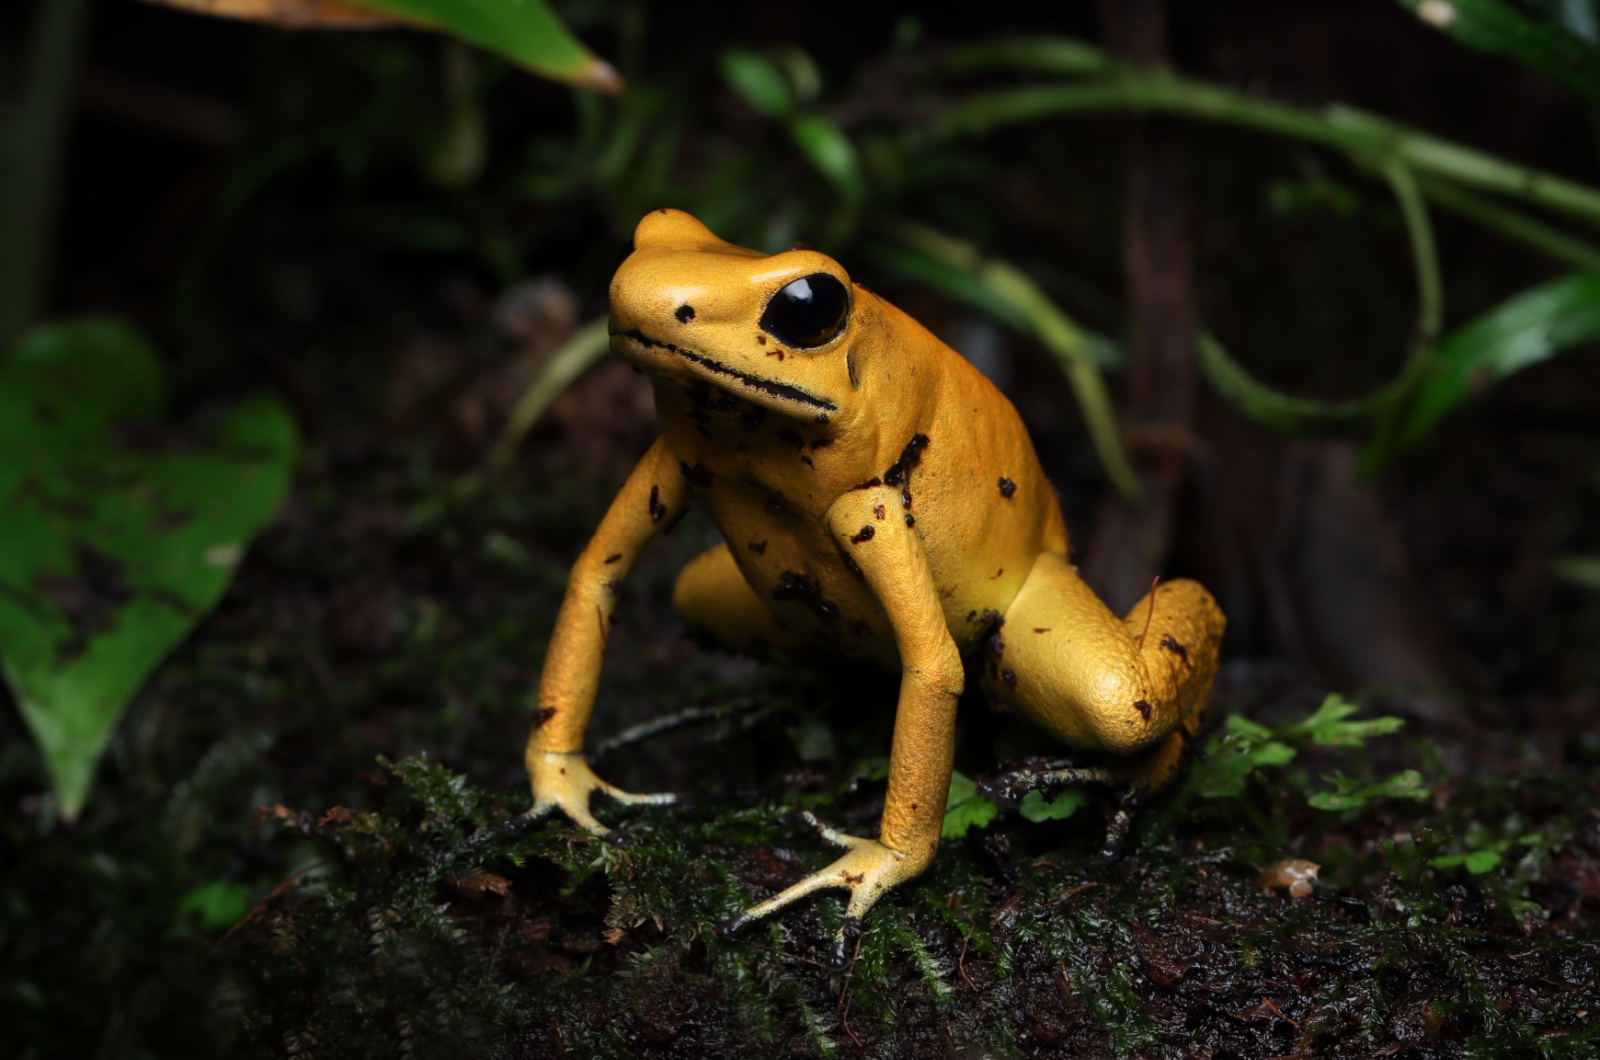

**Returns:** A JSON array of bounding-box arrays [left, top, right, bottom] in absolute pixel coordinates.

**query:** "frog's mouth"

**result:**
[[613, 328, 838, 412]]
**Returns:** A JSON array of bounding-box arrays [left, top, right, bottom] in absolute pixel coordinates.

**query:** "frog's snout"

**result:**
[[632, 208, 721, 251]]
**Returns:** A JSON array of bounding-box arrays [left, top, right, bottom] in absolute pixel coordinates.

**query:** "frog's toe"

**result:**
[[595, 784, 677, 807], [796, 810, 863, 851]]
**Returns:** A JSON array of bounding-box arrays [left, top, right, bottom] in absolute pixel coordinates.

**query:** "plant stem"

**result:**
[[1381, 159, 1443, 349], [1414, 175, 1600, 270], [922, 68, 1600, 227], [0, 0, 92, 348]]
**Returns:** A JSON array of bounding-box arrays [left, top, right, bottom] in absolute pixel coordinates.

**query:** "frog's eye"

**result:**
[[760, 273, 850, 349]]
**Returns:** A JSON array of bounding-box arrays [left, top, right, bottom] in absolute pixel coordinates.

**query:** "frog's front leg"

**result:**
[[724, 486, 962, 963], [525, 436, 691, 838]]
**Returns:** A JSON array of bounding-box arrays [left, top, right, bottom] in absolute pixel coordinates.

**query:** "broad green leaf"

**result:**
[[941, 770, 998, 839], [1363, 271, 1600, 468], [1018, 787, 1091, 822], [788, 115, 863, 202], [0, 318, 297, 820], [720, 48, 794, 119], [1527, 0, 1600, 44], [354, 0, 621, 93], [1395, 0, 1600, 109]]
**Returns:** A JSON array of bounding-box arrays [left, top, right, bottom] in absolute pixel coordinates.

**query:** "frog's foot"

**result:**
[[978, 761, 1141, 860], [525, 750, 676, 840], [977, 759, 1116, 808], [721, 812, 921, 969]]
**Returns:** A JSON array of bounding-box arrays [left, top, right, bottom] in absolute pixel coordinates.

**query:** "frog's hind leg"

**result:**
[[672, 543, 801, 655], [985, 552, 1225, 793]]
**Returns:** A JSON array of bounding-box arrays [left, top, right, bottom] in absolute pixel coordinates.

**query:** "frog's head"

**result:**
[[609, 209, 861, 419]]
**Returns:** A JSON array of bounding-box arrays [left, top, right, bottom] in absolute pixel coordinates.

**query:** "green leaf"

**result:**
[[942, 771, 998, 839], [720, 48, 794, 118], [1018, 787, 1092, 822], [1429, 849, 1504, 874], [355, 0, 622, 93], [1191, 714, 1297, 799], [0, 318, 297, 820], [788, 115, 863, 202], [1307, 770, 1429, 811], [1283, 694, 1406, 747], [1362, 271, 1600, 468], [179, 881, 254, 930], [1395, 0, 1600, 109], [1553, 554, 1600, 589]]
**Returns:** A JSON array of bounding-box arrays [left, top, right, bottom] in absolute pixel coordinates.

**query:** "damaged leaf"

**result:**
[[0, 318, 296, 820]]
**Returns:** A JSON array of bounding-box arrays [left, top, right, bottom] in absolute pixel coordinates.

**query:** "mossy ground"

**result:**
[[4, 436, 1597, 1060]]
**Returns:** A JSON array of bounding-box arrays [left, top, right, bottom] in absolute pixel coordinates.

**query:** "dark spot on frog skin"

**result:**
[[814, 413, 830, 425], [648, 485, 666, 523], [748, 539, 767, 554], [846, 349, 860, 389], [603, 553, 623, 564], [810, 437, 833, 450], [765, 492, 789, 517], [800, 455, 814, 468], [998, 477, 1017, 498], [773, 570, 841, 623], [904, 514, 915, 528], [1033, 627, 1050, 633], [1002, 669, 1017, 687], [873, 504, 886, 520], [602, 578, 620, 596], [989, 568, 1004, 580], [851, 476, 882, 491], [530, 707, 557, 728], [1160, 633, 1190, 664], [1134, 699, 1153, 721], [756, 334, 766, 345], [678, 460, 714, 487], [883, 434, 929, 510], [675, 304, 696, 323], [777, 428, 804, 450], [768, 348, 786, 361]]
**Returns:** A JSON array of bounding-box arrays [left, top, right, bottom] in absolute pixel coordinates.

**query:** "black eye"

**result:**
[[760, 273, 849, 348]]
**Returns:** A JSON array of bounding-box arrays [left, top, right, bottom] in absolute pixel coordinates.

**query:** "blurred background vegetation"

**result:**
[[3, 0, 1600, 1056]]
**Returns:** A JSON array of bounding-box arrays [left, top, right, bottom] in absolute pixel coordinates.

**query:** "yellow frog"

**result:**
[[524, 209, 1224, 955]]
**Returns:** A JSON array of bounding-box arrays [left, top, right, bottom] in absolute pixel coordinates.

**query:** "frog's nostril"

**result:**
[[675, 304, 696, 323]]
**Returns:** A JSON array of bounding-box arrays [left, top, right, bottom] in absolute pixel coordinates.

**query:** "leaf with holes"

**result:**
[[0, 318, 297, 820]]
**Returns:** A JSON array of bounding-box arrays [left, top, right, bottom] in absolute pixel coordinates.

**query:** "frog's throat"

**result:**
[[612, 328, 838, 413]]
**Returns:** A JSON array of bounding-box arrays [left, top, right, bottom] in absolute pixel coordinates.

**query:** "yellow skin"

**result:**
[[526, 209, 1225, 946]]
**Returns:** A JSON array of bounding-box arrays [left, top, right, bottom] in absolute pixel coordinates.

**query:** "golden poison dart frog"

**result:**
[[525, 209, 1224, 960]]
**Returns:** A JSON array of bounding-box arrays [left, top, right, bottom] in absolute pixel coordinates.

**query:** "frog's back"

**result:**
[[851, 294, 1069, 646]]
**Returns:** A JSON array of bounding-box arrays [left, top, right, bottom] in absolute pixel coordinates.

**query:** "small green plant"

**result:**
[[1189, 694, 1427, 812]]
